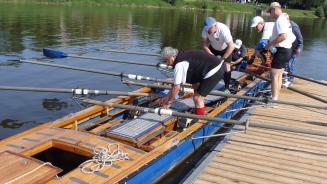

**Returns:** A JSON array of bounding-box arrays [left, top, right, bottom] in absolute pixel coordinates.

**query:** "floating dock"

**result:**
[[186, 79, 327, 184]]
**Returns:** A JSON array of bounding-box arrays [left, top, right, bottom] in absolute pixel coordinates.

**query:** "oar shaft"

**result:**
[[287, 86, 327, 104], [123, 80, 327, 109], [251, 63, 327, 86], [19, 59, 172, 84], [83, 99, 327, 137], [98, 49, 160, 57], [290, 73, 327, 86], [68, 54, 169, 68], [0, 85, 156, 97], [242, 70, 327, 104]]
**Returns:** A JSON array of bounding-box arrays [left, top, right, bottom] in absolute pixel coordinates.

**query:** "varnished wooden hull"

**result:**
[[0, 49, 271, 184]]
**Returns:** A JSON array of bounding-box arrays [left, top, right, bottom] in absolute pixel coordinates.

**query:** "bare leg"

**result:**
[[271, 68, 283, 100], [193, 91, 205, 108], [224, 63, 232, 90]]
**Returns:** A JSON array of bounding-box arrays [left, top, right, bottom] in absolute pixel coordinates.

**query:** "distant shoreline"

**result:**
[[0, 0, 317, 18]]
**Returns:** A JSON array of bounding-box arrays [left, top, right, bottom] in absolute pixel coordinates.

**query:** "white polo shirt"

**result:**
[[201, 22, 233, 51], [270, 14, 296, 48], [262, 22, 275, 40]]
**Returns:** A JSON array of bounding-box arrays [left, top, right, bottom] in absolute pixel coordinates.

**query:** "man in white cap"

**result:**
[[231, 39, 247, 71], [264, 2, 296, 101], [201, 17, 235, 93], [249, 16, 275, 65]]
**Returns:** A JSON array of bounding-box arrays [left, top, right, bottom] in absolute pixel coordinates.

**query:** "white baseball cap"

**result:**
[[235, 39, 242, 49], [267, 2, 281, 13], [250, 16, 264, 28]]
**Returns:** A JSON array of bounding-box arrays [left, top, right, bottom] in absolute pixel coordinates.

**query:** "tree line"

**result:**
[[163, 0, 327, 18]]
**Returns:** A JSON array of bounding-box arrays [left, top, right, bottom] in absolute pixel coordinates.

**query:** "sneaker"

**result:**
[[282, 80, 291, 88], [224, 89, 231, 94], [267, 97, 278, 108]]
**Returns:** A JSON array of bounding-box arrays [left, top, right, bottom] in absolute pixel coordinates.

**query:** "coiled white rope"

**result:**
[[5, 162, 56, 184], [80, 143, 129, 174]]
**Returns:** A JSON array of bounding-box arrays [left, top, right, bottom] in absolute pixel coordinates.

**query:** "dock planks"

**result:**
[[192, 79, 327, 184]]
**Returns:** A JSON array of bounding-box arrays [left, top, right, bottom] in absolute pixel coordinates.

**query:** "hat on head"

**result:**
[[267, 2, 281, 13], [203, 17, 216, 31], [235, 39, 242, 49], [250, 16, 264, 28]]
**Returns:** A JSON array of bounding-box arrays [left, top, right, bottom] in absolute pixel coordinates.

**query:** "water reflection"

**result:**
[[0, 3, 326, 139], [42, 98, 68, 111], [1, 119, 25, 129], [0, 4, 326, 54]]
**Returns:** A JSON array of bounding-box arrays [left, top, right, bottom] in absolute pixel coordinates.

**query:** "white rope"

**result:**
[[5, 162, 55, 184], [80, 143, 129, 174]]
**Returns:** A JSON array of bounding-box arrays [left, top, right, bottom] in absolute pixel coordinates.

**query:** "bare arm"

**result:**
[[160, 84, 181, 108], [231, 58, 243, 66], [223, 41, 235, 60], [201, 38, 214, 55], [265, 33, 287, 49]]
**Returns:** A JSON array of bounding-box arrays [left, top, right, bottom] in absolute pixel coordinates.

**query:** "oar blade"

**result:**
[[43, 48, 68, 58]]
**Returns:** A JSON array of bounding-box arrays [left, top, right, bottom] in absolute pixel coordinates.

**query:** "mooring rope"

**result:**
[[80, 143, 129, 174], [5, 162, 56, 184]]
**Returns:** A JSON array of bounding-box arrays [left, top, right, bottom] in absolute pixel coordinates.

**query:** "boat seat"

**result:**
[[106, 113, 172, 146], [106, 81, 227, 146]]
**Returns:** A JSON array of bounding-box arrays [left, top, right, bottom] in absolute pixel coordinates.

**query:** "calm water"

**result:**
[[0, 4, 326, 139]]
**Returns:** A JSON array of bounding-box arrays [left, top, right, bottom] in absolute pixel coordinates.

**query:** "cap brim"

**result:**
[[250, 23, 257, 28], [235, 45, 241, 49]]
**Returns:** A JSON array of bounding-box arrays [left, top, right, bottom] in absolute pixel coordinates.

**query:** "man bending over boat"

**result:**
[[159, 47, 225, 115], [201, 17, 235, 94], [249, 16, 275, 66]]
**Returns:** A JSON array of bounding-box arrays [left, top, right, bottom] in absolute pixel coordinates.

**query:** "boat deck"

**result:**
[[189, 79, 327, 184]]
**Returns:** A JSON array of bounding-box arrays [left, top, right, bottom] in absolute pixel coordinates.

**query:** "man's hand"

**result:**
[[159, 96, 169, 106]]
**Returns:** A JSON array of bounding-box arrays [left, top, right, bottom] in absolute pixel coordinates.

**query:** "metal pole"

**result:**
[[19, 59, 173, 84], [82, 99, 327, 137], [191, 130, 245, 139], [251, 63, 327, 86], [0, 85, 158, 97], [98, 49, 160, 57], [241, 70, 327, 104], [68, 54, 171, 69], [123, 80, 327, 110]]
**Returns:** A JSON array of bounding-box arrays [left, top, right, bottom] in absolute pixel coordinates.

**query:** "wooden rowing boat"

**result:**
[[0, 49, 271, 184]]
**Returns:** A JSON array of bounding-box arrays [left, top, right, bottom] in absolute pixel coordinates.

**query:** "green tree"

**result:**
[[315, 6, 325, 17]]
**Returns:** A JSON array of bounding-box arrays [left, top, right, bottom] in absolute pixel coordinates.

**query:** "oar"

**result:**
[[19, 59, 176, 85], [0, 85, 158, 97], [43, 48, 171, 69], [123, 80, 327, 110], [251, 63, 327, 86], [98, 48, 160, 57], [82, 99, 327, 137], [242, 70, 327, 104]]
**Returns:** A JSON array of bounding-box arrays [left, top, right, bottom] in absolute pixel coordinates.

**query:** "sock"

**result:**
[[224, 71, 232, 89], [195, 107, 206, 115]]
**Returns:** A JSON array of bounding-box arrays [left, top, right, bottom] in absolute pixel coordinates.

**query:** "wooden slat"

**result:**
[[0, 151, 62, 184], [194, 79, 327, 183]]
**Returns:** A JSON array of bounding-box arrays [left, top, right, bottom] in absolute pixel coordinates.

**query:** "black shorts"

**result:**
[[209, 45, 232, 63], [271, 47, 292, 69], [196, 66, 225, 96]]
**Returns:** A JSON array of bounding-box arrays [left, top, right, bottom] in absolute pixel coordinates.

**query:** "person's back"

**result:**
[[174, 50, 222, 84]]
